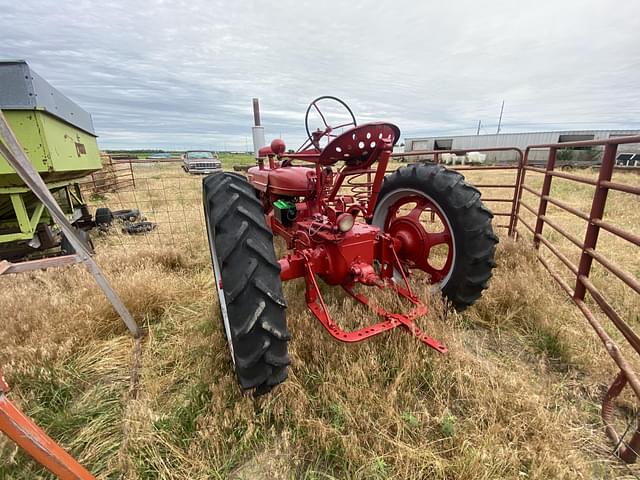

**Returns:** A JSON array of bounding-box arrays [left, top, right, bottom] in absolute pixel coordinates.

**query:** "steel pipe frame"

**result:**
[[395, 138, 640, 458], [391, 147, 525, 236], [514, 134, 640, 462]]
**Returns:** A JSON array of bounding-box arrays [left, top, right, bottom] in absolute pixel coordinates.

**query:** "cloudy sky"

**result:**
[[1, 0, 639, 150]]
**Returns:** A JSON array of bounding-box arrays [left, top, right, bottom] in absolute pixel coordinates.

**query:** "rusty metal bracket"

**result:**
[[602, 371, 640, 463]]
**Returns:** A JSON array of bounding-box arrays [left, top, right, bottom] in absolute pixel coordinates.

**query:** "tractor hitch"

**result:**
[[279, 235, 448, 353]]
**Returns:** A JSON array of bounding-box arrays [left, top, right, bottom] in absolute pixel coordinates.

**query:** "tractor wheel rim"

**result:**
[[204, 197, 236, 366], [372, 188, 456, 288]]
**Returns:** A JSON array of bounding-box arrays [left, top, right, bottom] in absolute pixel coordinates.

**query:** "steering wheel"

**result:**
[[303, 96, 357, 152]]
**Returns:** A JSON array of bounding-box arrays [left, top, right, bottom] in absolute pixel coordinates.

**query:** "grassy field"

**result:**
[[0, 162, 639, 479]]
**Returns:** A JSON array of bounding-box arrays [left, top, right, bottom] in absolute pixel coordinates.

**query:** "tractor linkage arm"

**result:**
[[278, 239, 448, 354]]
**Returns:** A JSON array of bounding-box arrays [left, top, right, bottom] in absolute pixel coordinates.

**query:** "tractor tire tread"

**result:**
[[377, 162, 498, 311], [203, 173, 289, 395], [229, 182, 263, 206], [218, 221, 250, 264]]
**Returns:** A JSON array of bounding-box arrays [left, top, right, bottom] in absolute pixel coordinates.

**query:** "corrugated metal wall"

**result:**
[[405, 130, 640, 162]]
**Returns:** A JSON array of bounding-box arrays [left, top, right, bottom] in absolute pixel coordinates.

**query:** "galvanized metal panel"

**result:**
[[405, 129, 640, 161], [0, 60, 96, 136], [0, 61, 33, 109]]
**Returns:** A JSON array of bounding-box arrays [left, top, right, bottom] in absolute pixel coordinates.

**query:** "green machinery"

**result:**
[[0, 60, 102, 259]]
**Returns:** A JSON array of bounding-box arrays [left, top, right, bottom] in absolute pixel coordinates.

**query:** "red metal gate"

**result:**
[[392, 147, 524, 235], [395, 137, 640, 461], [511, 134, 640, 462]]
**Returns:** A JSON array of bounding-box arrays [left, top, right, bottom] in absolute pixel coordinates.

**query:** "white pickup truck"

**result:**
[[182, 151, 222, 174]]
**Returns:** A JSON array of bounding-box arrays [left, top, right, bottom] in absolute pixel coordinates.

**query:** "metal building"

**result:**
[[404, 130, 640, 162]]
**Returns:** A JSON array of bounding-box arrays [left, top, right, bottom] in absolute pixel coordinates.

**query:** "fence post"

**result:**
[[508, 150, 526, 237], [129, 159, 136, 189], [533, 147, 557, 249], [573, 143, 617, 300]]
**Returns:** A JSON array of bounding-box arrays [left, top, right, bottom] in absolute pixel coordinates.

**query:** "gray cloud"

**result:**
[[1, 0, 639, 150]]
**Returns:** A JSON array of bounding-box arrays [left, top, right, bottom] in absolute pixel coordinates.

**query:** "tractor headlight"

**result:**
[[337, 213, 355, 233]]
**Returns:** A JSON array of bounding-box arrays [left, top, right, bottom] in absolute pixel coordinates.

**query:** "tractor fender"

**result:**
[[246, 166, 269, 192]]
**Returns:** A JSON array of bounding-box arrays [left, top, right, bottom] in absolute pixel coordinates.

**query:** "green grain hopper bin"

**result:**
[[0, 60, 102, 259]]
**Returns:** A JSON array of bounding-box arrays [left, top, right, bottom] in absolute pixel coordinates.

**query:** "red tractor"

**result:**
[[203, 97, 497, 395]]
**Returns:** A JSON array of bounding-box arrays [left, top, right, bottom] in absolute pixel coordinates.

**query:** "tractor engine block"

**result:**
[[278, 221, 382, 286]]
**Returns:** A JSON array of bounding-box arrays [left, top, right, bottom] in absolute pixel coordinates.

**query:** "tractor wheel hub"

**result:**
[[388, 217, 430, 260]]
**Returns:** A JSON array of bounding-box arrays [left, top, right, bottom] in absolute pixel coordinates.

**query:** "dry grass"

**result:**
[[1, 165, 639, 479]]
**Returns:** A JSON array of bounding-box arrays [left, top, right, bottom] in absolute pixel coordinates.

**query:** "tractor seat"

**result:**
[[318, 122, 401, 167]]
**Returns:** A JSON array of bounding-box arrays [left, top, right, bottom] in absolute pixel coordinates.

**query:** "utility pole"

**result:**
[[496, 100, 504, 134], [476, 120, 482, 135]]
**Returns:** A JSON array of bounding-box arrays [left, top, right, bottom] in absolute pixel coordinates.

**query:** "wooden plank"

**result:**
[[0, 255, 81, 275], [0, 261, 10, 275]]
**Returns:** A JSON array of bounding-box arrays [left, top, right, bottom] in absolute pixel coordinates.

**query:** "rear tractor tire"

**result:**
[[203, 172, 290, 395], [373, 162, 498, 311]]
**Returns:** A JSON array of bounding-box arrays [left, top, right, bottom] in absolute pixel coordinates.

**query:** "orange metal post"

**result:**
[[0, 372, 95, 480]]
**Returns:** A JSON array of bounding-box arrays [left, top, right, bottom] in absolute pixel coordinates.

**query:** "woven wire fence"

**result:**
[[82, 164, 208, 253], [81, 160, 521, 256]]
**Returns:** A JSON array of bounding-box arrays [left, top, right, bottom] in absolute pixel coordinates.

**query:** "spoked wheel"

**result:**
[[302, 96, 357, 151], [382, 193, 456, 285], [203, 172, 290, 395], [372, 163, 498, 311]]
